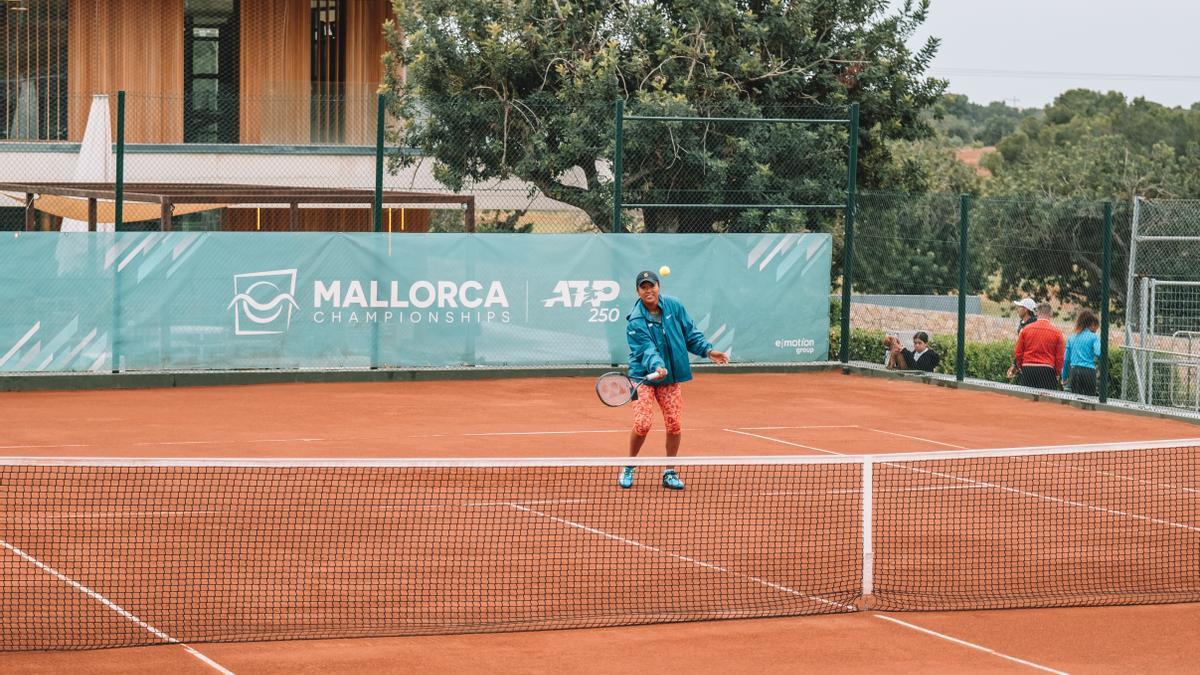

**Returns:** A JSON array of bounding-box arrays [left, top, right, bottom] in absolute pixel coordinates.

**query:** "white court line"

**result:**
[[134, 438, 328, 446], [132, 438, 327, 446], [468, 499, 587, 508], [902, 462, 1200, 533], [462, 429, 626, 437], [3, 510, 223, 522], [506, 503, 854, 612], [745, 485, 989, 497], [729, 430, 1200, 533], [863, 428, 969, 449], [723, 429, 842, 455], [0, 444, 91, 450], [1028, 457, 1199, 496], [0, 538, 234, 674], [874, 615, 1068, 674], [734, 425, 860, 430]]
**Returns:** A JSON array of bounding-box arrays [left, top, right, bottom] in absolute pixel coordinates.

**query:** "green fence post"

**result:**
[[612, 99, 624, 233], [1099, 201, 1114, 402], [112, 91, 125, 373], [115, 92, 125, 229], [839, 103, 859, 368], [956, 194, 970, 381], [373, 92, 385, 233]]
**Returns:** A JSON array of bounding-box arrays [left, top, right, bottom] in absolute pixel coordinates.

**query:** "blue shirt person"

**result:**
[[1062, 309, 1101, 396]]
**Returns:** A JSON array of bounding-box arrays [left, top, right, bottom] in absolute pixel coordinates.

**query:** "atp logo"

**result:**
[[228, 269, 300, 335], [542, 280, 621, 308]]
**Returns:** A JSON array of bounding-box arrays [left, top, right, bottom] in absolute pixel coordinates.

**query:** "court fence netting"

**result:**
[[2, 438, 1197, 651]]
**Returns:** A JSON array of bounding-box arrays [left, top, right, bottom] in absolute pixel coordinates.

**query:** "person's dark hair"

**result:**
[[913, 331, 930, 345], [1074, 309, 1099, 333]]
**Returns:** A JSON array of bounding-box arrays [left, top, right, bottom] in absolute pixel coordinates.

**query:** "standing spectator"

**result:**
[[1006, 297, 1039, 379], [1062, 309, 1101, 395], [1014, 302, 1066, 390]]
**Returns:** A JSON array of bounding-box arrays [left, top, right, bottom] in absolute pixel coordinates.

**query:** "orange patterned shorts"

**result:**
[[632, 383, 683, 435]]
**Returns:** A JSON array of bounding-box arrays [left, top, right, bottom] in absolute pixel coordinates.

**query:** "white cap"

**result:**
[[1013, 298, 1038, 312]]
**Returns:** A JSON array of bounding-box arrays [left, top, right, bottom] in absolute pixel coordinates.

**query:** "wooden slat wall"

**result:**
[[239, 0, 310, 144], [224, 207, 431, 232], [344, 0, 393, 145], [52, 0, 393, 145], [3, 0, 69, 140], [67, 0, 184, 142]]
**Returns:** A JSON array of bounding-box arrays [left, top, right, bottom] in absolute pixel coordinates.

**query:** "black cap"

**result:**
[[635, 270, 660, 287]]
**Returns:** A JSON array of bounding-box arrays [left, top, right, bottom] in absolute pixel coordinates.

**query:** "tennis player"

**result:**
[[619, 270, 728, 490]]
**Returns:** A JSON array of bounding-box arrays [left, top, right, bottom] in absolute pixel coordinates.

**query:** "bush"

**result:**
[[829, 315, 1123, 395]]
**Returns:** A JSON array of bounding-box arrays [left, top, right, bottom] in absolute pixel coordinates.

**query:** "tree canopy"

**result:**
[[384, 0, 946, 232]]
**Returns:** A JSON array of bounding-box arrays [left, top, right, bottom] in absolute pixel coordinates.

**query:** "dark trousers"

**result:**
[[1067, 366, 1097, 396], [1018, 365, 1060, 390]]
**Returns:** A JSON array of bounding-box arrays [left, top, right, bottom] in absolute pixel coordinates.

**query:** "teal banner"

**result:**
[[0, 232, 831, 372]]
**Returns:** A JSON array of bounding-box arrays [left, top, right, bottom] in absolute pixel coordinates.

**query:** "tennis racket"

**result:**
[[595, 370, 665, 407]]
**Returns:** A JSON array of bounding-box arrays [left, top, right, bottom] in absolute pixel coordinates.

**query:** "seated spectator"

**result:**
[[1062, 309, 1101, 395], [886, 331, 940, 373]]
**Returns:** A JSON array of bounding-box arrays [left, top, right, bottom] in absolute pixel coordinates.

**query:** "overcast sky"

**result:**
[[900, 0, 1200, 109]]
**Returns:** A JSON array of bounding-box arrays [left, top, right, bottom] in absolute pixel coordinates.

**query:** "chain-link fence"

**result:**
[[5, 95, 858, 235], [841, 192, 1123, 402], [8, 89, 1200, 410], [1123, 199, 1200, 408], [615, 102, 853, 235], [383, 98, 616, 234]]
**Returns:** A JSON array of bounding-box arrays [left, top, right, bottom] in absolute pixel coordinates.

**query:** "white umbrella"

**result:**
[[60, 94, 115, 233]]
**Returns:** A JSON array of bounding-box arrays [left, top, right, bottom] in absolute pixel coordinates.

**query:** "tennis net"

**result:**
[[1, 440, 1198, 651]]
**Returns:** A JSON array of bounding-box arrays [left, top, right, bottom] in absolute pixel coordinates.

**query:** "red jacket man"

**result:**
[[1014, 302, 1066, 390]]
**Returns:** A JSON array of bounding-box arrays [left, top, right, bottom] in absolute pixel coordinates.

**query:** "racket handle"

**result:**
[[644, 370, 666, 382]]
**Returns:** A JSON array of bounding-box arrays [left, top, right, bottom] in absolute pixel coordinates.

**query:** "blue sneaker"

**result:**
[[618, 466, 635, 489], [662, 469, 685, 491]]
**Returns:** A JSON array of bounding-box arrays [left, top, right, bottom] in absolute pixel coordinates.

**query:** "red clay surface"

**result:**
[[1, 371, 1199, 673]]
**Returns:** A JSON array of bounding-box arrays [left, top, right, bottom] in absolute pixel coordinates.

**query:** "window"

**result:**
[[311, 0, 344, 143], [184, 0, 239, 143], [1, 0, 68, 141]]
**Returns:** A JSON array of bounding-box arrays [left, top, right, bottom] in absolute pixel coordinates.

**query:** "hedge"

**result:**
[[828, 319, 1122, 396]]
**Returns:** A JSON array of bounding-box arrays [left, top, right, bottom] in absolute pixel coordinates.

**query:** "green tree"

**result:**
[[384, 0, 946, 233], [848, 138, 987, 296], [979, 89, 1200, 314], [928, 93, 1030, 146]]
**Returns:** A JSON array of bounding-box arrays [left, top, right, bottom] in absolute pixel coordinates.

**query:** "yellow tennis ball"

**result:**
[[659, 265, 671, 278]]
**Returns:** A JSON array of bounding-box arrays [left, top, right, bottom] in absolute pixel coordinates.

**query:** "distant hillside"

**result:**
[[930, 94, 1037, 145], [953, 146, 996, 177]]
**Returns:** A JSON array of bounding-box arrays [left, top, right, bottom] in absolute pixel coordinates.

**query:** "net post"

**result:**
[[956, 194, 970, 382], [612, 99, 624, 233], [1099, 201, 1114, 402], [112, 90, 126, 374], [373, 92, 385, 233], [840, 103, 859, 369], [860, 455, 873, 600]]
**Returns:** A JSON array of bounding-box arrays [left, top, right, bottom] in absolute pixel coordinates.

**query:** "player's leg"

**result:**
[[657, 384, 685, 490], [622, 384, 656, 488]]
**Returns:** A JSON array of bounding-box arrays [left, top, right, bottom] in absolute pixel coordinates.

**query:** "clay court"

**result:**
[[1, 370, 1198, 673]]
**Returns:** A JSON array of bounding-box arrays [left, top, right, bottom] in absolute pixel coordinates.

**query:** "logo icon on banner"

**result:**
[[542, 280, 621, 308], [228, 269, 300, 335]]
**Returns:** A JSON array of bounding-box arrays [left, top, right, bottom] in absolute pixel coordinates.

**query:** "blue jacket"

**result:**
[[626, 294, 713, 385], [1062, 329, 1101, 380]]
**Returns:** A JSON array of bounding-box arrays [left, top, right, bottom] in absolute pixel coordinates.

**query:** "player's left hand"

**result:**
[[708, 349, 729, 364]]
